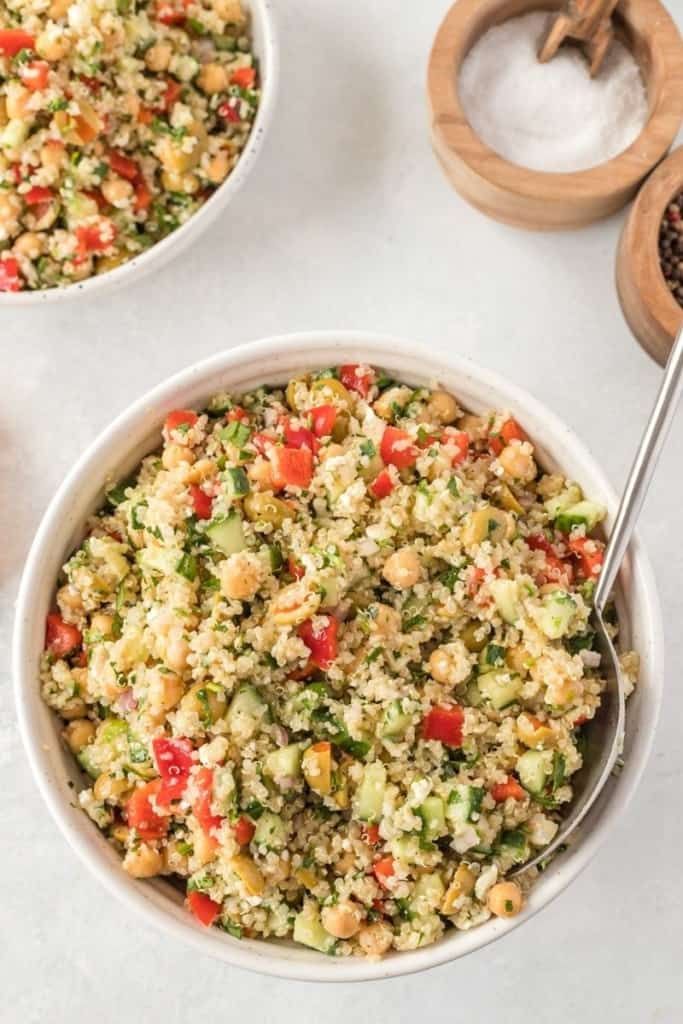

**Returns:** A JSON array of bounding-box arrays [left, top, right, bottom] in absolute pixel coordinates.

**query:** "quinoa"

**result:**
[[0, 0, 258, 291], [41, 363, 638, 958]]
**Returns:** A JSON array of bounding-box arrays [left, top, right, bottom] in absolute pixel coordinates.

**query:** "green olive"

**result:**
[[331, 410, 350, 443], [359, 453, 384, 483], [490, 483, 524, 515], [460, 619, 491, 653], [244, 492, 294, 528], [311, 377, 353, 409], [286, 375, 311, 412], [180, 682, 227, 724]]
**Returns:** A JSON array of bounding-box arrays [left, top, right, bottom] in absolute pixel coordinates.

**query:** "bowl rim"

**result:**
[[0, 0, 279, 306], [12, 330, 664, 982], [427, 0, 683, 200]]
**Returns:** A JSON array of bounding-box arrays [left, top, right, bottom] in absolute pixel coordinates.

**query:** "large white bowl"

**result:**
[[0, 0, 278, 306], [13, 331, 664, 981]]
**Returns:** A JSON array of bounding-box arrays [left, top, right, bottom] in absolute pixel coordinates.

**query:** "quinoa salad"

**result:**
[[41, 363, 639, 959], [0, 0, 259, 292]]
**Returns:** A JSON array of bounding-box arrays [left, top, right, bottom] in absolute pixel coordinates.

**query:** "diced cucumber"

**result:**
[[534, 590, 576, 639], [464, 679, 483, 708], [555, 499, 606, 534], [390, 833, 421, 864], [447, 784, 483, 825], [293, 908, 336, 955], [489, 578, 522, 625], [264, 742, 303, 782], [418, 795, 446, 843], [253, 811, 287, 851], [227, 684, 269, 737], [499, 828, 529, 863], [478, 669, 522, 710], [206, 513, 246, 556], [410, 872, 445, 912], [543, 484, 583, 519], [98, 718, 128, 743], [267, 544, 283, 572], [225, 467, 250, 500], [517, 749, 553, 795], [353, 761, 386, 823], [479, 643, 506, 670], [381, 700, 411, 739], [77, 747, 99, 780]]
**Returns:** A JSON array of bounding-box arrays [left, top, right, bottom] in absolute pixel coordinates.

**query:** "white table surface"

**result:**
[[2, 1, 682, 1019]]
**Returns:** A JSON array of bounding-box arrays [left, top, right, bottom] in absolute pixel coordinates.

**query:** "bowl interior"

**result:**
[[13, 334, 663, 981]]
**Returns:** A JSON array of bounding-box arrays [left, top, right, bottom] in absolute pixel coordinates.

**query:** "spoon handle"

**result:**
[[594, 327, 683, 613]]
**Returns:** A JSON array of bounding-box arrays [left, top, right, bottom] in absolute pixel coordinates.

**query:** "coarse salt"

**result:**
[[459, 11, 648, 172]]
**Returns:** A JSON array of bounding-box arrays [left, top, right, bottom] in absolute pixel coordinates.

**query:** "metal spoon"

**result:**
[[512, 327, 683, 876]]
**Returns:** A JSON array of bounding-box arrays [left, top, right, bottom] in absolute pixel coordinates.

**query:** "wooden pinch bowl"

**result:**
[[617, 146, 683, 366], [427, 0, 683, 230]]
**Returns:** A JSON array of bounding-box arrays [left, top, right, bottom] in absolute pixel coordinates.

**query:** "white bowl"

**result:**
[[0, 0, 278, 306], [13, 331, 663, 981]]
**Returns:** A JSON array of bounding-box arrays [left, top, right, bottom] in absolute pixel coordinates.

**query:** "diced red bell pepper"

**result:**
[[108, 150, 139, 181], [23, 185, 54, 205], [251, 431, 275, 454], [155, 0, 190, 24], [288, 555, 305, 580], [45, 613, 82, 658], [126, 779, 168, 841], [491, 776, 527, 802], [153, 736, 194, 805], [133, 178, 152, 213], [468, 566, 486, 596], [227, 405, 250, 423], [442, 428, 470, 467], [193, 766, 224, 842], [369, 469, 394, 499], [281, 416, 317, 451], [79, 74, 102, 93], [298, 615, 338, 669], [189, 484, 213, 520], [287, 660, 316, 681], [310, 404, 337, 437], [82, 188, 109, 213], [19, 59, 49, 91], [270, 446, 313, 490], [138, 105, 155, 125], [536, 551, 573, 587], [339, 364, 374, 398], [527, 533, 555, 554], [230, 66, 256, 88], [162, 79, 182, 110], [363, 823, 381, 846], [233, 816, 255, 846], [372, 855, 395, 889], [0, 29, 36, 56], [218, 98, 241, 122], [568, 535, 604, 579], [380, 426, 417, 470], [187, 890, 221, 927], [75, 219, 117, 256], [165, 409, 198, 433], [421, 704, 464, 747], [0, 256, 22, 293], [490, 418, 529, 456]]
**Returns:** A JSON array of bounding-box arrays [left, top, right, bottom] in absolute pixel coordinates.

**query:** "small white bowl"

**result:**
[[0, 0, 278, 306], [13, 332, 663, 981]]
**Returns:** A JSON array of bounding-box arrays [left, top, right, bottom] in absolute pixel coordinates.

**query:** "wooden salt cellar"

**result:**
[[428, 0, 683, 230], [538, 0, 620, 77]]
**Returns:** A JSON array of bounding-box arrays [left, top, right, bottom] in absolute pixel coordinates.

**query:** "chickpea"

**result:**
[[212, 0, 246, 22], [180, 681, 228, 724], [185, 458, 216, 484], [191, 827, 218, 867], [36, 30, 72, 62], [146, 666, 184, 718], [458, 413, 489, 441], [370, 602, 401, 637], [373, 385, 412, 421], [220, 551, 263, 601], [357, 921, 393, 957], [6, 86, 30, 121], [318, 443, 345, 463], [163, 841, 189, 876], [429, 641, 470, 687], [41, 139, 66, 173], [0, 193, 22, 238], [206, 151, 231, 184], [487, 881, 523, 918], [13, 231, 46, 260], [110, 823, 130, 845], [321, 900, 362, 940], [123, 843, 164, 878], [198, 63, 229, 95], [165, 632, 190, 673], [162, 444, 196, 470], [269, 581, 321, 626], [94, 772, 131, 803], [497, 442, 537, 484], [61, 696, 88, 720], [247, 458, 275, 491], [101, 176, 134, 207], [161, 169, 200, 194], [63, 718, 95, 754], [382, 547, 421, 590], [156, 121, 207, 173], [143, 41, 173, 72], [425, 389, 459, 425], [516, 712, 555, 749], [49, 0, 72, 16], [26, 199, 59, 232], [90, 612, 114, 637]]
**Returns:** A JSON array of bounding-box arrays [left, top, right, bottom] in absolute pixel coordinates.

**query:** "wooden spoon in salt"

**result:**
[[538, 0, 620, 76]]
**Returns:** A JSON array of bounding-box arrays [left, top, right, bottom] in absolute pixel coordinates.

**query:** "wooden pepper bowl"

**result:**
[[616, 146, 683, 365], [427, 0, 683, 230]]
